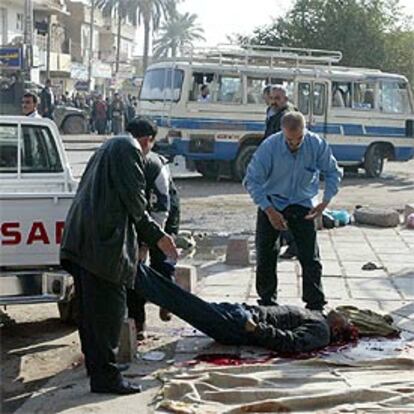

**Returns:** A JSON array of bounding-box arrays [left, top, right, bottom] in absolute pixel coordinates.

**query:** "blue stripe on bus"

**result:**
[[151, 116, 407, 138], [172, 139, 414, 163]]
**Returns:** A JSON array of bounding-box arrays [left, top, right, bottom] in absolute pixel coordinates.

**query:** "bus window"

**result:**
[[189, 72, 214, 102], [353, 82, 376, 110], [217, 75, 242, 103], [313, 83, 326, 116], [298, 83, 311, 115], [140, 68, 184, 102], [246, 77, 267, 104], [379, 81, 411, 113], [332, 82, 352, 108]]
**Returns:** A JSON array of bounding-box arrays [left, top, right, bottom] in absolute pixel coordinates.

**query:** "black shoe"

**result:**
[[91, 379, 142, 395]]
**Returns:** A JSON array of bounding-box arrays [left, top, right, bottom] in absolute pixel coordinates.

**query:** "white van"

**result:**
[[137, 45, 414, 180]]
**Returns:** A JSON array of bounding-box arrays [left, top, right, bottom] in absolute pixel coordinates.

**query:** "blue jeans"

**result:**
[[135, 264, 251, 345]]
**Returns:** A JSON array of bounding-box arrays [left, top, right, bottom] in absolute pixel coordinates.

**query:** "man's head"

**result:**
[[126, 116, 158, 155], [22, 92, 39, 115], [269, 85, 288, 109], [114, 92, 120, 101], [326, 309, 358, 343], [262, 84, 272, 106], [200, 84, 209, 98], [45, 79, 52, 88], [282, 111, 306, 153]]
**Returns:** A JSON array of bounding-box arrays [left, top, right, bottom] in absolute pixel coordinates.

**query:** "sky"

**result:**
[[178, 0, 414, 47]]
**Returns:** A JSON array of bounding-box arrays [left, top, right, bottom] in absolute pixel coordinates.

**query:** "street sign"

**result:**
[[0, 47, 23, 69]]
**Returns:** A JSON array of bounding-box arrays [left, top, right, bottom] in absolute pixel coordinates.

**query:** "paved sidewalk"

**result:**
[[14, 226, 414, 413]]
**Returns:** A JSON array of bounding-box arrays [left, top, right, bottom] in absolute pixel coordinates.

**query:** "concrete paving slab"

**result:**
[[199, 285, 248, 297], [377, 300, 413, 315], [323, 278, 349, 299], [378, 254, 414, 264], [347, 277, 402, 301], [277, 261, 298, 272], [277, 272, 298, 284], [277, 284, 299, 298], [391, 276, 414, 299], [342, 261, 388, 278], [322, 260, 343, 276], [337, 252, 378, 262]]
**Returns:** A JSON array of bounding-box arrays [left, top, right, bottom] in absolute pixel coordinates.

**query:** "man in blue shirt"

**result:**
[[244, 111, 342, 311]]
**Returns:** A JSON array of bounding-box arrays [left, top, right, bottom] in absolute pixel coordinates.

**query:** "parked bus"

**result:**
[[137, 45, 414, 180]]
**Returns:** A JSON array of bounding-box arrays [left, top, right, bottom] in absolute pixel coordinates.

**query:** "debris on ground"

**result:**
[[362, 262, 385, 271], [353, 207, 400, 227]]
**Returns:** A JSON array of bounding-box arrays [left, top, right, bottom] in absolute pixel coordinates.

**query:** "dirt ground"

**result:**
[[1, 157, 414, 413]]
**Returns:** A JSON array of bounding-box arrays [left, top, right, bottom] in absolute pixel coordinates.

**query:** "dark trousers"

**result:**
[[255, 204, 326, 310], [135, 264, 250, 345], [70, 262, 126, 388], [127, 247, 175, 325]]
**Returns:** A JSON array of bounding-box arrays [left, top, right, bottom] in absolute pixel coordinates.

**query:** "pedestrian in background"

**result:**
[[110, 92, 125, 135], [39, 79, 55, 119]]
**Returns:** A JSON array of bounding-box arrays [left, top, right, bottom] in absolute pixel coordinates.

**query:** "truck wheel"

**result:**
[[62, 116, 87, 134], [194, 161, 219, 179], [364, 144, 384, 178], [232, 145, 257, 181], [58, 295, 79, 325]]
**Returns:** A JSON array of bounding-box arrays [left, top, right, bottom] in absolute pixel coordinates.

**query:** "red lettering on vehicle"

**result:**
[[1, 222, 22, 245], [55, 221, 65, 244], [26, 222, 50, 245]]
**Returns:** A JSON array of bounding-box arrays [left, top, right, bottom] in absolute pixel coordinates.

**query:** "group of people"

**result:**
[[59, 76, 354, 395]]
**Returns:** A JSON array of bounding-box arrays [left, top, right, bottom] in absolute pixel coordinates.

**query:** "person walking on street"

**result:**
[[39, 79, 55, 119], [60, 118, 178, 395], [244, 111, 342, 311], [92, 95, 108, 135], [110, 92, 125, 135]]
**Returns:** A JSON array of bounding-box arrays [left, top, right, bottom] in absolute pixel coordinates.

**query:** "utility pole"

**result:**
[[23, 0, 34, 80], [46, 14, 51, 80], [87, 0, 95, 91]]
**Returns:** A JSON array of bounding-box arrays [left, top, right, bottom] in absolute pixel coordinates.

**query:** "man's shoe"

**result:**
[[159, 308, 172, 322], [91, 379, 142, 395], [135, 321, 147, 341]]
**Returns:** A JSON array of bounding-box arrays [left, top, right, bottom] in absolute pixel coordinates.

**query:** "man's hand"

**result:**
[[138, 244, 149, 262], [265, 207, 288, 230], [305, 201, 329, 220], [157, 235, 178, 262], [245, 319, 258, 333]]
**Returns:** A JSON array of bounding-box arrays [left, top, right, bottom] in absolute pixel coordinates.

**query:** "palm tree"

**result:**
[[153, 11, 205, 58], [98, 0, 176, 73]]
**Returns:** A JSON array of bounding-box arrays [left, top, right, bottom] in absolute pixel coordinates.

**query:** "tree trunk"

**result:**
[[143, 18, 150, 71], [171, 42, 177, 58], [115, 9, 122, 74]]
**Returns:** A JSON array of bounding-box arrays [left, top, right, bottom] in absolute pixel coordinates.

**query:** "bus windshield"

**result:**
[[140, 68, 184, 102]]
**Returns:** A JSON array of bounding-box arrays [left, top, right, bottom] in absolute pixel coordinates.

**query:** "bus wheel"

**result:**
[[194, 160, 219, 179], [364, 144, 384, 178], [233, 145, 257, 181]]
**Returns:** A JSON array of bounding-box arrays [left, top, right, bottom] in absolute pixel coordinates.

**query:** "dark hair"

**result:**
[[126, 116, 158, 139], [23, 91, 38, 105], [200, 84, 208, 92]]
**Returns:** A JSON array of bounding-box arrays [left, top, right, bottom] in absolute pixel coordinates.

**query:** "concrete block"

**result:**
[[226, 236, 251, 266], [354, 207, 400, 227], [175, 265, 197, 293], [117, 318, 136, 363], [404, 204, 414, 222]]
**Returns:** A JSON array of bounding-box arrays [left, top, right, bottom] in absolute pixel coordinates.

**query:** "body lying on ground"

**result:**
[[135, 264, 358, 354]]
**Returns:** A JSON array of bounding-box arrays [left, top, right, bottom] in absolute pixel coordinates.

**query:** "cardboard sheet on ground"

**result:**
[[157, 337, 414, 413]]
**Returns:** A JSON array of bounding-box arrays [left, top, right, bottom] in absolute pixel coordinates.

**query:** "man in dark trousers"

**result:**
[[60, 119, 178, 394], [244, 112, 342, 311], [134, 264, 355, 354], [39, 79, 55, 119], [125, 117, 180, 339]]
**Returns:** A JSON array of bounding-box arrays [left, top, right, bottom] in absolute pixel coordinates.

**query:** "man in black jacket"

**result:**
[[39, 79, 55, 119], [263, 85, 295, 140], [134, 264, 355, 354], [60, 119, 177, 394]]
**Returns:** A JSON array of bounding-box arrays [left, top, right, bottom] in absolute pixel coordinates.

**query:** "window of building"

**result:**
[[352, 82, 376, 110], [379, 81, 411, 113], [16, 13, 23, 31]]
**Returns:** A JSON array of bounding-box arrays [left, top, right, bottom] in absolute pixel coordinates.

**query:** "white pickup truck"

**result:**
[[0, 116, 79, 321]]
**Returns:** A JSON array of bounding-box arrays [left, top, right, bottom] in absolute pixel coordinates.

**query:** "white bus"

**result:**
[[137, 45, 414, 180]]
